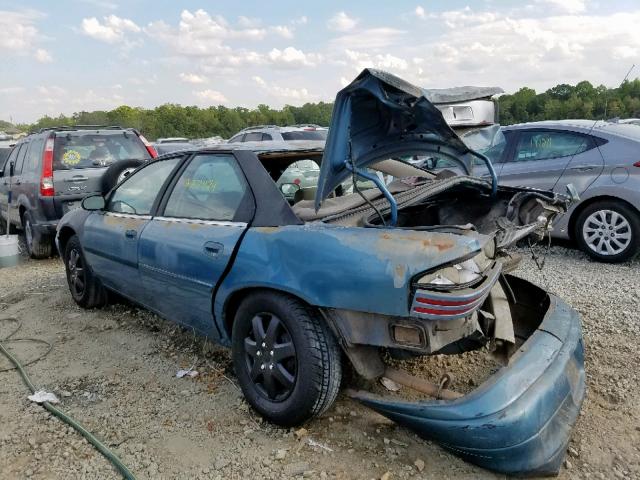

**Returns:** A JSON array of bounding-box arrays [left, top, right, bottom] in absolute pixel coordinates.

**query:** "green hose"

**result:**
[[0, 319, 137, 480]]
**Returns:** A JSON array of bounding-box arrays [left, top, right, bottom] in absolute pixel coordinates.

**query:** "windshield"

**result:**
[[53, 132, 150, 170]]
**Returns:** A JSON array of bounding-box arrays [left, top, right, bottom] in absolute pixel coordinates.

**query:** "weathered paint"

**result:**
[[351, 288, 586, 476], [214, 222, 482, 328]]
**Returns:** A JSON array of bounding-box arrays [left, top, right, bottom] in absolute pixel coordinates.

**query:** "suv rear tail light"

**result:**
[[40, 136, 55, 197], [139, 134, 157, 159]]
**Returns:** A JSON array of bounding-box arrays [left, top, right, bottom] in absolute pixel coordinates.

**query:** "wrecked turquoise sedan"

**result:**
[[56, 70, 585, 476]]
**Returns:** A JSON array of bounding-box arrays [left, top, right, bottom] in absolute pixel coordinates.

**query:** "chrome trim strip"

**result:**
[[105, 212, 152, 220], [139, 263, 212, 288], [153, 216, 247, 228]]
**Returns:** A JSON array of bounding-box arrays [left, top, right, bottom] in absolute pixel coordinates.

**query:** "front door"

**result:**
[[82, 157, 181, 296], [138, 153, 254, 337], [499, 129, 603, 195]]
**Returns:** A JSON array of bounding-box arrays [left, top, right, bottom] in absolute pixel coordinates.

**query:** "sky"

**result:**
[[1, 0, 639, 123]]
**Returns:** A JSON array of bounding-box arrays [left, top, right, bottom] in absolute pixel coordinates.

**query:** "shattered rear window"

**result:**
[[53, 132, 150, 170]]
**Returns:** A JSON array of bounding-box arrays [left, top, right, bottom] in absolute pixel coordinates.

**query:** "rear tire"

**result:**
[[232, 291, 342, 427], [22, 212, 52, 259], [101, 159, 145, 194], [64, 235, 107, 308], [575, 200, 640, 263]]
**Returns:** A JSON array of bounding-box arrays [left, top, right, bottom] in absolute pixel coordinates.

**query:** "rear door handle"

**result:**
[[570, 166, 595, 172], [65, 175, 89, 182], [125, 229, 137, 239], [203, 241, 223, 258]]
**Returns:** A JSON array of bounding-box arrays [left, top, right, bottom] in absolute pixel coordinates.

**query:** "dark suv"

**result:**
[[0, 126, 156, 258]]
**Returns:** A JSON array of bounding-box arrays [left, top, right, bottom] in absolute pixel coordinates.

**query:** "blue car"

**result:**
[[56, 70, 585, 476]]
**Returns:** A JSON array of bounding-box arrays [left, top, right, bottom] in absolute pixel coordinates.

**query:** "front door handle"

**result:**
[[125, 229, 137, 239], [570, 166, 595, 172], [203, 241, 223, 258]]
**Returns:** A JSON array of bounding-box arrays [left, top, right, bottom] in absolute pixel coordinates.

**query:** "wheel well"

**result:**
[[221, 287, 314, 339], [57, 226, 76, 259], [568, 195, 640, 240]]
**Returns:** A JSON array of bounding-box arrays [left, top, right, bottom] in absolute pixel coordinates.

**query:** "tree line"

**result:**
[[15, 78, 640, 140]]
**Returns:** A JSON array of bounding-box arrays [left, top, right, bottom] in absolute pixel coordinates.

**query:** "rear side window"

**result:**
[[513, 131, 593, 162], [53, 132, 149, 171], [26, 137, 44, 172], [13, 144, 28, 174], [107, 158, 180, 215], [243, 132, 263, 142], [281, 130, 327, 141], [163, 154, 248, 221]]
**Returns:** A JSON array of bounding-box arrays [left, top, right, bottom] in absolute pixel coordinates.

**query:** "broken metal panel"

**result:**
[[215, 223, 481, 328], [350, 289, 585, 476]]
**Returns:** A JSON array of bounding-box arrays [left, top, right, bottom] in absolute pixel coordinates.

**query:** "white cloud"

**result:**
[[292, 16, 308, 25], [252, 76, 316, 102], [536, 0, 587, 14], [78, 0, 119, 10], [344, 50, 409, 73], [330, 27, 406, 50], [0, 10, 43, 52], [34, 48, 52, 63], [270, 25, 294, 39], [327, 12, 358, 32], [194, 89, 228, 104], [179, 72, 206, 84], [415, 6, 426, 19], [267, 47, 317, 68], [81, 15, 140, 43]]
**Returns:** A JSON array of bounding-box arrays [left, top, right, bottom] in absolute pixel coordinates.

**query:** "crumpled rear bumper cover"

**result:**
[[351, 291, 585, 477]]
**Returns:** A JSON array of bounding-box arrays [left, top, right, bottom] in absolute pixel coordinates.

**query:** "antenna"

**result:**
[[604, 64, 634, 119]]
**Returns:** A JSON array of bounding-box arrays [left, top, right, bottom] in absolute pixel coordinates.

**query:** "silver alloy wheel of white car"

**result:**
[[582, 209, 633, 256]]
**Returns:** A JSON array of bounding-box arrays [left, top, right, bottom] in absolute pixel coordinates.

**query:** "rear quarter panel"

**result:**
[[215, 223, 483, 323]]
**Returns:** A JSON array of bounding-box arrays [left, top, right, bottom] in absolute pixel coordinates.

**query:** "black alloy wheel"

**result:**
[[244, 312, 297, 401]]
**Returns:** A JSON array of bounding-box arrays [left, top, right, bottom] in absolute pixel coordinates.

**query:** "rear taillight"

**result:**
[[139, 134, 157, 158], [633, 161, 640, 167], [293, 178, 301, 185], [40, 136, 54, 197]]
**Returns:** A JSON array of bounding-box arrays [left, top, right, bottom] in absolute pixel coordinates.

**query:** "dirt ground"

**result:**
[[0, 245, 639, 480]]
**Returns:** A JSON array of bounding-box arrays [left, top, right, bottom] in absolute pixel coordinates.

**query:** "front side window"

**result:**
[[163, 154, 248, 221], [513, 131, 592, 162], [107, 158, 180, 215]]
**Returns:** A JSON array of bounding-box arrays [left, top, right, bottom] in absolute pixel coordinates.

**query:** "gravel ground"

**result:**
[[0, 244, 638, 480]]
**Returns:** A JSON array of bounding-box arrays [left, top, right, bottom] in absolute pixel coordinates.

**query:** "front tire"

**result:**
[[23, 212, 52, 259], [232, 291, 342, 427], [575, 200, 640, 263], [64, 235, 107, 308]]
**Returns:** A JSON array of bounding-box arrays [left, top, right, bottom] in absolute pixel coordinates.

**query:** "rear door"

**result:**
[[138, 153, 254, 337], [82, 157, 181, 297], [499, 129, 603, 194], [52, 130, 151, 215]]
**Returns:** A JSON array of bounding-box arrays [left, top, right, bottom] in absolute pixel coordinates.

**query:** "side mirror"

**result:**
[[81, 194, 106, 211], [279, 183, 301, 197], [9, 161, 14, 178]]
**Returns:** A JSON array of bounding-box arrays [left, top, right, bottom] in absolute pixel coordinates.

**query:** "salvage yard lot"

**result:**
[[1, 246, 638, 480]]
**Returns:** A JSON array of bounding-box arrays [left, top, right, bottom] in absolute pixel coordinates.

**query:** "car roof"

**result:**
[[504, 119, 640, 141], [156, 140, 325, 158]]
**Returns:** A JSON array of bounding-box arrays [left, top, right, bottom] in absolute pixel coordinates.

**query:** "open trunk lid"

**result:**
[[315, 69, 475, 209]]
